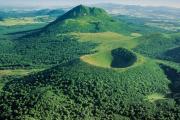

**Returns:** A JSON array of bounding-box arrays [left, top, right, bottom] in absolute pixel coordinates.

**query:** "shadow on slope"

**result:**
[[159, 64, 180, 103], [164, 47, 180, 63]]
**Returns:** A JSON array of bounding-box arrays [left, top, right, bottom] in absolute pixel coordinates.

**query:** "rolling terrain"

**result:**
[[0, 5, 180, 120]]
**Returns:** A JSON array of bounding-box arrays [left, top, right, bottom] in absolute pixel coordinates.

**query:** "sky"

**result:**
[[0, 0, 180, 8]]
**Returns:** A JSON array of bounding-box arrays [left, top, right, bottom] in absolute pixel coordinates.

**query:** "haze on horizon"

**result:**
[[0, 0, 180, 9]]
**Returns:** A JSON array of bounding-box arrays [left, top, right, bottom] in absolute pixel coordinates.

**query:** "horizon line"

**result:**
[[0, 3, 180, 10]]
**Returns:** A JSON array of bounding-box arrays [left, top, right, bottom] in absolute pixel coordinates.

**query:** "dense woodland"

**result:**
[[0, 59, 179, 120], [0, 34, 96, 67]]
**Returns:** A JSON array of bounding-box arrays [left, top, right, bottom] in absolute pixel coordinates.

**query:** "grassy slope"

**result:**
[[81, 51, 113, 68], [71, 32, 142, 68]]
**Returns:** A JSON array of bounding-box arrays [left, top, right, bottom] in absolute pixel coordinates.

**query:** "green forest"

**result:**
[[0, 5, 180, 120]]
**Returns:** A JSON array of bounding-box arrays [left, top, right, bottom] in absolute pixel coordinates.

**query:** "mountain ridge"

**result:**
[[57, 5, 109, 20]]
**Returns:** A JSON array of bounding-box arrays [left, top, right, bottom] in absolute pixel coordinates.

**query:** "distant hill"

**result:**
[[59, 5, 108, 19], [94, 3, 180, 32], [34, 9, 65, 17], [94, 3, 180, 19], [0, 9, 65, 18]]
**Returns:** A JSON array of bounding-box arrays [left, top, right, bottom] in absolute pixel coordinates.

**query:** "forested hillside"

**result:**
[[0, 5, 180, 120]]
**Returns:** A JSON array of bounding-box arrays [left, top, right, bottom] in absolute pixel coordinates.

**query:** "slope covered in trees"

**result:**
[[0, 59, 175, 120], [134, 33, 180, 63], [164, 47, 180, 63], [0, 35, 96, 67]]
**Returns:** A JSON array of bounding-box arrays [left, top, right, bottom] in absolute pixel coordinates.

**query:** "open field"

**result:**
[[73, 32, 138, 51], [71, 32, 145, 69], [0, 16, 53, 26], [145, 93, 166, 102], [0, 68, 44, 76]]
